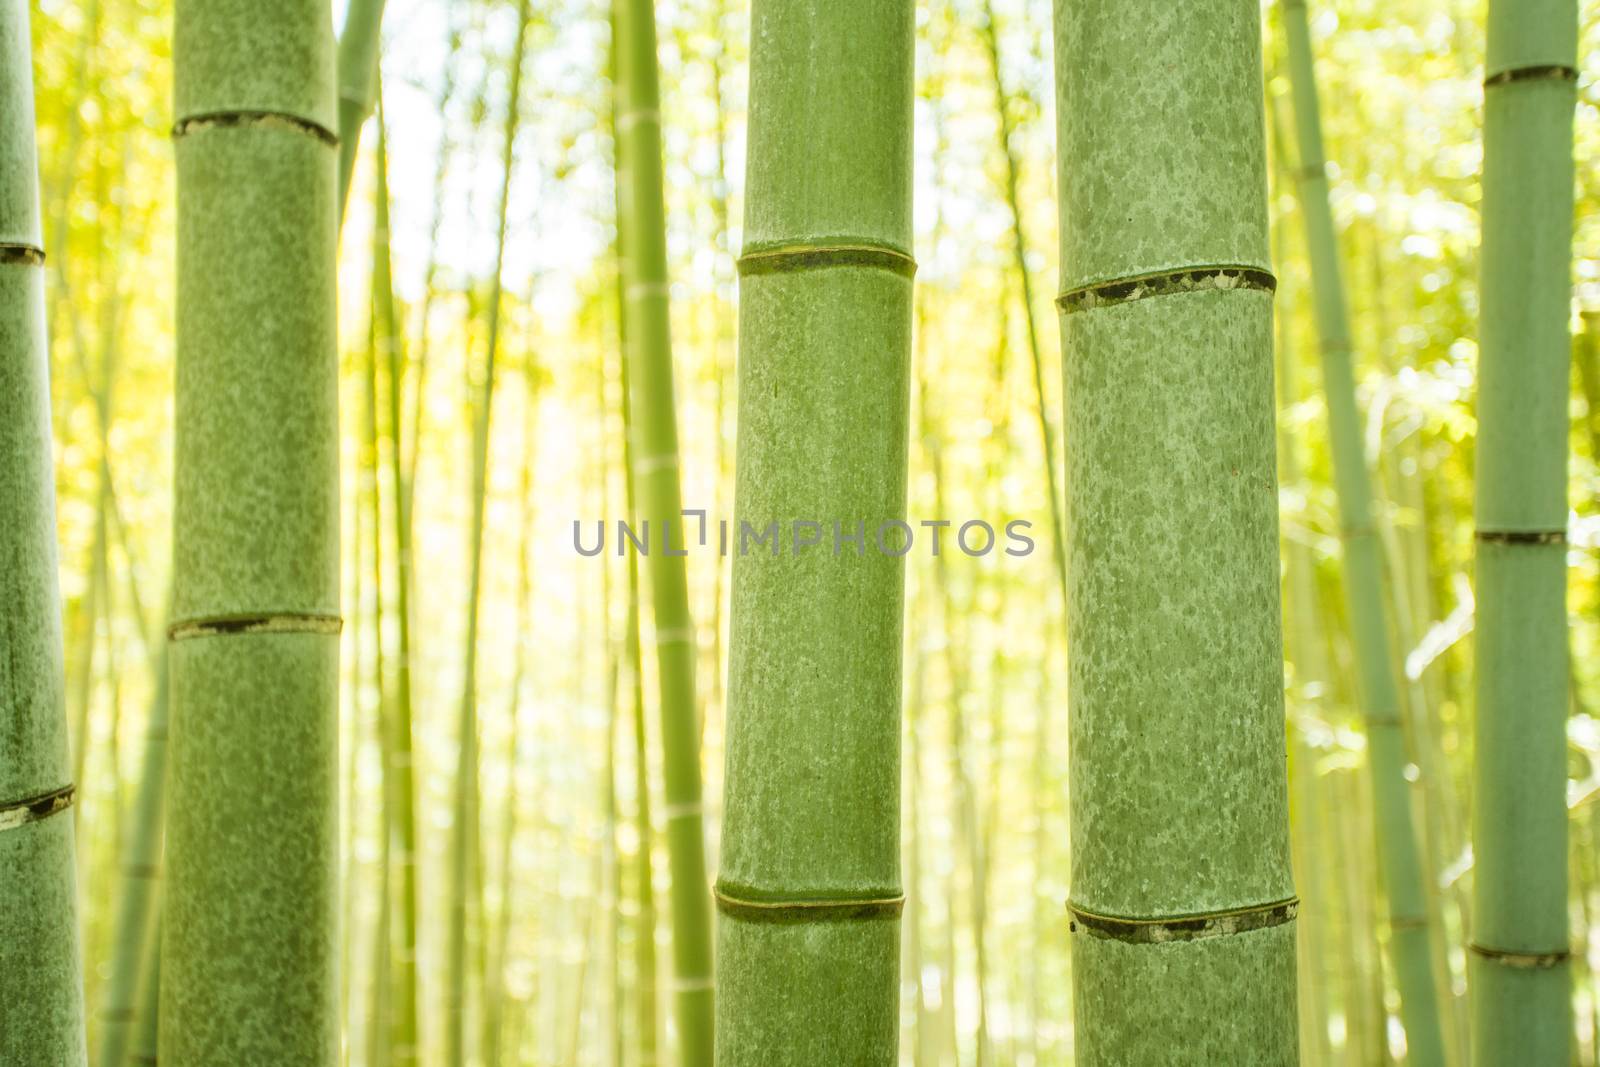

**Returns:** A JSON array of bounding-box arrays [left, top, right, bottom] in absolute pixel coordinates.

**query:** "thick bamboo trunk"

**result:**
[[0, 1, 86, 1058], [1277, 5, 1447, 1059], [614, 1, 716, 1060], [1052, 1, 1298, 1058], [1472, 1, 1577, 1060], [163, 2, 340, 1061], [716, 1, 915, 1063]]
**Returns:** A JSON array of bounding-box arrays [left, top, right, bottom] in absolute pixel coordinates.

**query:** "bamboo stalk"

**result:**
[[163, 2, 340, 1060], [335, 0, 388, 223], [611, 24, 661, 1063], [362, 190, 394, 1067], [371, 96, 423, 1067], [402, 2, 467, 517], [1052, 1, 1298, 1057], [975, 0, 1069, 626], [0, 1, 87, 1057], [445, 5, 532, 1061], [1471, 0, 1577, 1059], [614, 0, 717, 1059], [1277, 5, 1447, 1058], [93, 641, 169, 1067], [716, 1, 915, 1062], [482, 354, 540, 1067]]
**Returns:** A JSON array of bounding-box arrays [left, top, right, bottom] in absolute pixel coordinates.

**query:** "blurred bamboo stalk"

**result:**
[[975, 0, 1069, 626], [1278, 5, 1447, 1058], [373, 96, 424, 1067], [93, 641, 169, 1067], [482, 356, 539, 1066], [446, 3, 532, 1061], [335, 0, 388, 222]]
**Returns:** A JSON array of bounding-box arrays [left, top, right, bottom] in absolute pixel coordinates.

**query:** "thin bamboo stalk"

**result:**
[[614, 0, 716, 1059], [163, 2, 340, 1060], [0, 2, 87, 1057], [1052, 0, 1298, 1057], [362, 197, 394, 1067], [93, 642, 169, 1067], [716, 1, 915, 1062], [975, 0, 1069, 626], [611, 24, 661, 1063], [372, 96, 423, 1067], [1471, 1, 1577, 1059], [482, 357, 539, 1067], [445, 6, 531, 1061], [1277, 5, 1447, 1058], [335, 0, 388, 222]]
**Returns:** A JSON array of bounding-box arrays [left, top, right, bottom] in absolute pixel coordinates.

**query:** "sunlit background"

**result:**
[[27, 0, 1600, 1062]]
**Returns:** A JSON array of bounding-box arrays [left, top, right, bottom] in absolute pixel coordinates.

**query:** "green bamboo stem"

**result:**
[[611, 26, 661, 1063], [700, 0, 736, 745], [402, 3, 467, 517], [1266, 110, 1336, 1063], [1364, 220, 1469, 1064], [93, 643, 169, 1067], [445, 5, 531, 1060], [1277, 5, 1447, 1058], [624, 416, 660, 1067], [614, 0, 716, 1059], [716, 1, 914, 1062], [0, 1, 86, 1058], [1576, 310, 1600, 468], [335, 0, 388, 223], [1472, 1, 1577, 1059], [482, 361, 539, 1067], [373, 97, 422, 1067], [362, 197, 394, 1067], [927, 382, 986, 1067], [1053, 1, 1297, 1058], [340, 411, 365, 1066], [904, 610, 931, 1067], [129, 917, 159, 1067], [598, 319, 624, 1067], [163, 2, 340, 1061], [975, 0, 1069, 625]]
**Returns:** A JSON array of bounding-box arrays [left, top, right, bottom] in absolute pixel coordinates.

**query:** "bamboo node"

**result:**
[[1475, 528, 1566, 546], [671, 976, 715, 993], [1067, 896, 1299, 945], [1058, 265, 1276, 314], [714, 883, 905, 924], [737, 243, 917, 279], [1483, 64, 1578, 89], [168, 612, 344, 642], [663, 801, 705, 822], [0, 784, 75, 833], [1469, 942, 1570, 970], [0, 242, 45, 267], [172, 110, 339, 148]]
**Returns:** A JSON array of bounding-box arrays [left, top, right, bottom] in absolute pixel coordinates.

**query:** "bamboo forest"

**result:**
[[4, 0, 1600, 1062]]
